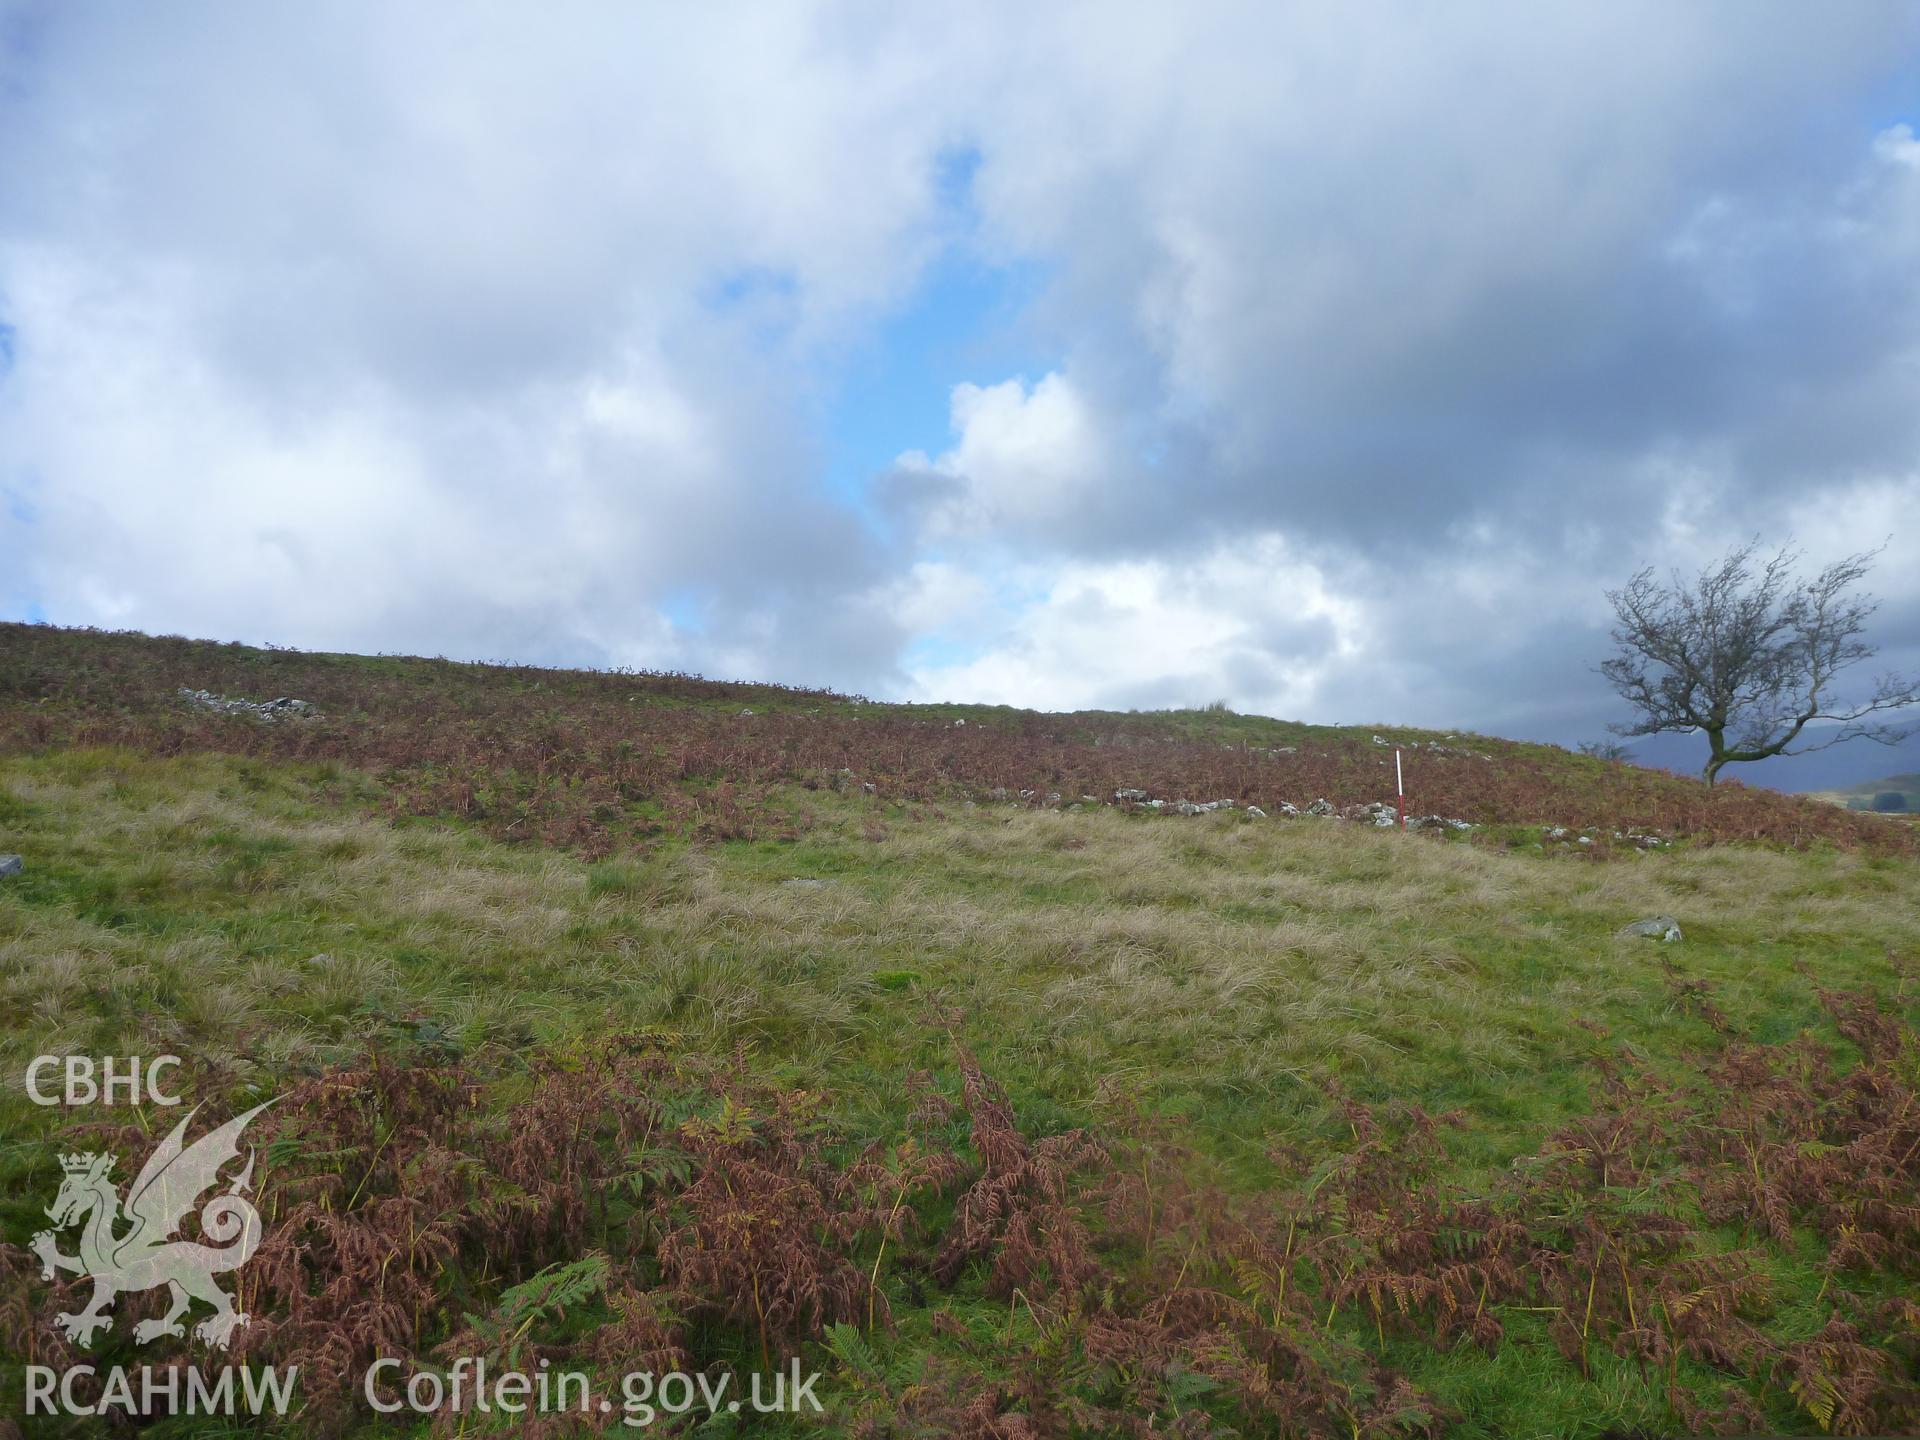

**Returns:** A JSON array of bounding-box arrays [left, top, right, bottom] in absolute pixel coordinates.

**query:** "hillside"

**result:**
[[2, 623, 1909, 858], [1813, 773, 1920, 816], [3, 624, 1919, 1438]]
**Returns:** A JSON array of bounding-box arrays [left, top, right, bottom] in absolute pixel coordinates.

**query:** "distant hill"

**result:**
[[1808, 771, 1920, 814], [1624, 725, 1920, 794]]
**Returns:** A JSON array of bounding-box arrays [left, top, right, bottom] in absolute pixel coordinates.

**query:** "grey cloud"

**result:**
[[956, 4, 1920, 554], [872, 461, 969, 531]]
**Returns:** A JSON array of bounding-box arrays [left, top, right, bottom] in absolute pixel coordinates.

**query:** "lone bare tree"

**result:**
[[1601, 540, 1918, 785]]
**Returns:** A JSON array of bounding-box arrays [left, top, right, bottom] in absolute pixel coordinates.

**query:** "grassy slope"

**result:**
[[4, 622, 1909, 858], [2, 627, 1919, 1436]]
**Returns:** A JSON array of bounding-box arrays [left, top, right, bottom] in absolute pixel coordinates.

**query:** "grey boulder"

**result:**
[[1619, 915, 1682, 942]]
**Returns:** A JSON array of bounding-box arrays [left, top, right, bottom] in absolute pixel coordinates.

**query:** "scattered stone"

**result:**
[[1245, 805, 1267, 819], [1276, 802, 1301, 817], [1619, 915, 1683, 942], [179, 688, 317, 721], [1305, 798, 1338, 817], [953, 718, 966, 727], [1044, 792, 1061, 808], [1114, 788, 1149, 803], [1169, 799, 1233, 816], [1345, 801, 1400, 827], [1406, 815, 1475, 832], [738, 708, 755, 717], [0, 854, 21, 878]]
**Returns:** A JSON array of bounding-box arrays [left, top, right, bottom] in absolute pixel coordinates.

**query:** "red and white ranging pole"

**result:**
[[1396, 748, 1406, 831]]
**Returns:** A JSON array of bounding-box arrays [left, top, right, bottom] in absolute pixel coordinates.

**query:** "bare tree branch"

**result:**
[[1599, 539, 1919, 784]]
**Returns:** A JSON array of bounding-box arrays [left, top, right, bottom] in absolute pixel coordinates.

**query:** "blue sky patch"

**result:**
[[657, 586, 705, 634], [820, 143, 1058, 509]]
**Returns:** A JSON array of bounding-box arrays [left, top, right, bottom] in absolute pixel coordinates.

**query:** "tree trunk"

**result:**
[[1703, 727, 1726, 786]]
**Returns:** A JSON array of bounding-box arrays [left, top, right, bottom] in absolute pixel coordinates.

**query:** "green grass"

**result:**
[[2, 746, 1917, 1435]]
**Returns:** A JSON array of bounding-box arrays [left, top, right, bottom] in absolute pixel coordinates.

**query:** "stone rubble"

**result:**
[[1542, 824, 1672, 850], [918, 767, 1652, 842], [179, 689, 317, 721], [1345, 801, 1400, 827]]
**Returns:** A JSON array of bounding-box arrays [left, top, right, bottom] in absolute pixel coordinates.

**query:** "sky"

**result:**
[[2, 1, 1918, 747]]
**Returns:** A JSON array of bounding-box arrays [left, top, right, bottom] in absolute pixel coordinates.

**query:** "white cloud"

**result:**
[[905, 534, 1362, 714], [0, 244, 879, 678], [889, 372, 1111, 538], [880, 561, 997, 637], [1873, 123, 1920, 172]]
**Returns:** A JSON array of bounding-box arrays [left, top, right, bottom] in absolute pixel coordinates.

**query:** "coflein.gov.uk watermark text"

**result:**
[[366, 1357, 825, 1426]]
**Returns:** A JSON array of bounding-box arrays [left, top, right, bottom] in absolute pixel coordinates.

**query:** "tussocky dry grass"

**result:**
[[3, 746, 1920, 1436], [2, 747, 1912, 1162]]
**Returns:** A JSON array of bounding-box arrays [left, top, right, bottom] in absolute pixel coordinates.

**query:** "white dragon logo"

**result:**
[[29, 1101, 274, 1350]]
